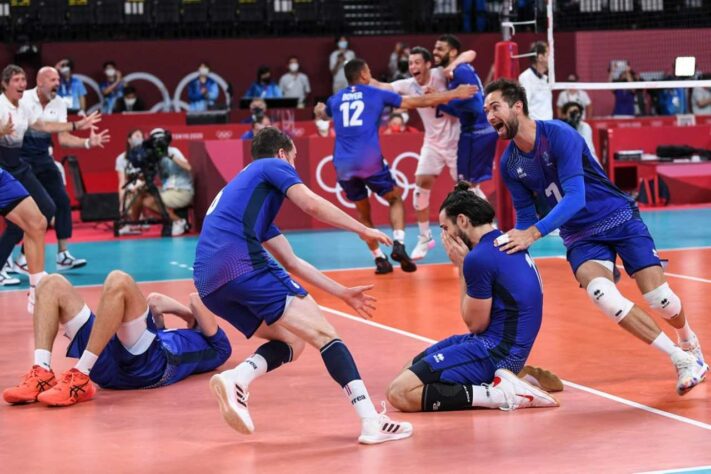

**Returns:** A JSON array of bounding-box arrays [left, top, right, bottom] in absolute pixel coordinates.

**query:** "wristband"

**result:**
[[84, 139, 91, 149]]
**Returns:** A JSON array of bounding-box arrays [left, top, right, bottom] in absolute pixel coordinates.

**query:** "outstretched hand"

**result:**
[[75, 111, 101, 131], [341, 284, 377, 319], [359, 227, 392, 246], [89, 128, 111, 148], [452, 84, 478, 99], [0, 115, 15, 137], [314, 102, 328, 120]]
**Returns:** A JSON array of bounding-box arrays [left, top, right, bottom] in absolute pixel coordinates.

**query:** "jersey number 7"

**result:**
[[339, 100, 364, 127]]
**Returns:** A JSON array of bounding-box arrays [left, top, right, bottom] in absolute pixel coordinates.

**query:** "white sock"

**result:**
[[651, 332, 683, 357], [471, 384, 507, 408], [393, 229, 405, 243], [371, 248, 385, 259], [344, 379, 378, 420], [75, 350, 99, 375], [417, 221, 431, 237], [34, 349, 52, 370], [29, 271, 48, 287], [676, 320, 695, 342], [224, 354, 268, 388]]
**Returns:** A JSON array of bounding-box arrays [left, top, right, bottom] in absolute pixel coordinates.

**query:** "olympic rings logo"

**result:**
[[315, 152, 420, 209]]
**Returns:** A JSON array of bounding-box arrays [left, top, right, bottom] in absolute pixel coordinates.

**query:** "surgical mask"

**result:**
[[60, 66, 70, 75], [316, 119, 330, 132], [199, 67, 209, 76], [129, 136, 143, 148], [105, 68, 116, 78], [400, 112, 409, 124], [124, 98, 137, 107], [289, 63, 299, 73], [338, 40, 348, 50]]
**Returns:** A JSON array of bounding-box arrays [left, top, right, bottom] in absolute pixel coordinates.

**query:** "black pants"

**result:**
[[32, 164, 72, 241]]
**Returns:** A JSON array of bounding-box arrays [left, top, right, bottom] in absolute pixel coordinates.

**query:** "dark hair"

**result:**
[[124, 85, 136, 96], [484, 78, 529, 116], [288, 56, 298, 62], [125, 128, 143, 154], [437, 34, 461, 53], [529, 41, 548, 64], [344, 58, 367, 84], [389, 113, 404, 122], [335, 35, 348, 44], [1, 64, 25, 88], [562, 101, 582, 115], [103, 61, 117, 69], [440, 182, 495, 226], [251, 127, 293, 160], [257, 65, 270, 79], [409, 46, 432, 63]]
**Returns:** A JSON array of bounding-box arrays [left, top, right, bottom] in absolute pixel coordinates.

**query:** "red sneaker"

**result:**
[[3, 365, 57, 404], [37, 368, 96, 407]]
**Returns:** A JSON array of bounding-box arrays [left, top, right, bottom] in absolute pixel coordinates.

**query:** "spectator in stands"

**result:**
[[239, 98, 269, 124], [392, 49, 412, 81], [610, 66, 637, 116], [330, 36, 356, 93], [312, 116, 335, 138], [556, 73, 592, 119], [381, 113, 416, 135], [115, 86, 146, 113], [115, 129, 147, 235], [691, 74, 711, 115], [244, 66, 283, 99], [518, 41, 552, 120], [188, 62, 219, 111], [561, 101, 599, 164], [278, 56, 311, 108], [56, 58, 86, 114], [99, 61, 125, 114], [240, 113, 272, 140], [388, 42, 408, 80]]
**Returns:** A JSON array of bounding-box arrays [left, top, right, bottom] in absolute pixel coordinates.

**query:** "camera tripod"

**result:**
[[113, 173, 173, 238]]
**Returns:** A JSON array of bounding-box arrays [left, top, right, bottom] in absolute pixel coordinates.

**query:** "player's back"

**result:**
[[465, 229, 543, 367], [193, 158, 302, 296], [327, 84, 402, 180]]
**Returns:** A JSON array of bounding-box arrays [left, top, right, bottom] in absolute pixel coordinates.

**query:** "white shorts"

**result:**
[[416, 145, 457, 181]]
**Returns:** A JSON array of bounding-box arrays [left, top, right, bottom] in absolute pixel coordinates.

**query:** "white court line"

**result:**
[[637, 466, 711, 474], [614, 264, 711, 284], [319, 305, 711, 432]]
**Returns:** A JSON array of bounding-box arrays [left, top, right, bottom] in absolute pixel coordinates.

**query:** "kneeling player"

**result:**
[[3, 271, 231, 406], [387, 183, 559, 412]]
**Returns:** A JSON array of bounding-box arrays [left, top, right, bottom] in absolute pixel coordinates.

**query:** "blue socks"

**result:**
[[255, 340, 293, 372], [320, 339, 361, 387]]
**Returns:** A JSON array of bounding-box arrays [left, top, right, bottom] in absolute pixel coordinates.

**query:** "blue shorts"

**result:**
[[456, 129, 498, 184], [566, 217, 662, 276], [156, 327, 232, 386], [410, 334, 509, 385], [201, 265, 309, 338], [0, 169, 29, 216], [338, 165, 396, 202]]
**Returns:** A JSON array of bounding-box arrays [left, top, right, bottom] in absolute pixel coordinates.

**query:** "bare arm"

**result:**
[[443, 49, 477, 79], [32, 111, 101, 134], [400, 84, 476, 109], [369, 78, 395, 91], [314, 102, 329, 120], [146, 292, 196, 329], [188, 293, 219, 337], [169, 152, 192, 172], [286, 183, 392, 246], [263, 235, 377, 318], [58, 128, 110, 149], [101, 72, 123, 96]]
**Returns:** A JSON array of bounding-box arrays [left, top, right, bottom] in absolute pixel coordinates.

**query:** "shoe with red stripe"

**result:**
[[493, 369, 560, 410], [209, 373, 254, 434], [3, 365, 57, 404], [37, 368, 95, 407], [358, 402, 413, 445]]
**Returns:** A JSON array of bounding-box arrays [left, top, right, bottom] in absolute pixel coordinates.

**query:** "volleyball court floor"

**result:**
[[1, 208, 710, 473]]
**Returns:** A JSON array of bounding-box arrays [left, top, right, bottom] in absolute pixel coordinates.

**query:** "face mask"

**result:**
[[60, 66, 70, 75], [125, 98, 137, 107], [400, 112, 409, 124], [105, 68, 116, 78], [316, 119, 330, 132], [289, 63, 299, 73], [199, 67, 209, 76], [338, 40, 348, 50], [129, 136, 143, 148]]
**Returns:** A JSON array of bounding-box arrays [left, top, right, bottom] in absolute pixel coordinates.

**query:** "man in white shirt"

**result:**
[[691, 82, 711, 115], [518, 41, 553, 120], [278, 56, 311, 108], [556, 73, 592, 118], [329, 36, 356, 93]]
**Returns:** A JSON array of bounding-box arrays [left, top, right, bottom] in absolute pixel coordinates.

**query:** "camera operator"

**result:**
[[561, 101, 599, 164]]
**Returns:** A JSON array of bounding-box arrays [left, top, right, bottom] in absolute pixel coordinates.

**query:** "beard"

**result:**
[[457, 229, 473, 250], [503, 115, 519, 140]]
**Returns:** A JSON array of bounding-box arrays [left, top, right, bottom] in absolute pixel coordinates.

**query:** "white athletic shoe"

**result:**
[[171, 219, 187, 237], [0, 268, 20, 286], [12, 253, 28, 275], [3, 256, 16, 274], [410, 234, 435, 261], [209, 373, 255, 434], [492, 369, 560, 410], [671, 350, 709, 396], [56, 251, 87, 272], [358, 402, 413, 445], [679, 334, 705, 365]]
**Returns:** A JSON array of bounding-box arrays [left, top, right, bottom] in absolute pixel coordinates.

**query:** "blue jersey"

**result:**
[[193, 158, 302, 296], [463, 229, 543, 365], [501, 120, 635, 245], [326, 84, 402, 180], [439, 64, 491, 132]]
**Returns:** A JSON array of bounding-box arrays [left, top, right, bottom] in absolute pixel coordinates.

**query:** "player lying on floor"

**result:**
[[3, 271, 231, 406], [387, 183, 561, 412]]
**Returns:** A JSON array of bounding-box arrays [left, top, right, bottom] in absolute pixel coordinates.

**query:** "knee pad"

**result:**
[[643, 282, 682, 319], [413, 186, 431, 211], [586, 277, 634, 324]]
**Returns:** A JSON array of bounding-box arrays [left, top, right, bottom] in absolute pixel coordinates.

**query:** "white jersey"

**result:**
[[19, 88, 68, 167], [391, 67, 460, 154], [518, 67, 553, 120], [0, 92, 41, 169]]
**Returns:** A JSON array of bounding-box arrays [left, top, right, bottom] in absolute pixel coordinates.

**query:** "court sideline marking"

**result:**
[[318, 305, 711, 432]]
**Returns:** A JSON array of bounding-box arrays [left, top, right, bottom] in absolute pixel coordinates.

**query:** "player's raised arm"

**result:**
[[369, 78, 395, 91], [443, 49, 477, 79], [31, 110, 102, 134], [286, 183, 392, 246], [400, 84, 477, 109]]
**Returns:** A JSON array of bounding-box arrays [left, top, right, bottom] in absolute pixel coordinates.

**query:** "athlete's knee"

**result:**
[[586, 277, 634, 324], [643, 282, 682, 319], [104, 270, 135, 295], [37, 273, 70, 295], [25, 213, 47, 236], [386, 379, 420, 412], [412, 185, 431, 211]]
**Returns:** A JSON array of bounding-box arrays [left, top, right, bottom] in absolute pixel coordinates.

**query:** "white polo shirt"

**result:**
[[518, 67, 553, 120], [20, 88, 68, 167], [0, 92, 41, 168]]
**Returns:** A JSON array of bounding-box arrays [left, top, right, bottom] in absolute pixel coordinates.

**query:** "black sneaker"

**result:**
[[375, 256, 393, 275], [391, 241, 417, 273]]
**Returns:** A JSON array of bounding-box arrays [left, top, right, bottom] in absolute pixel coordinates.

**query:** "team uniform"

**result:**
[[194, 158, 308, 338], [0, 168, 29, 216], [410, 229, 543, 385], [390, 68, 460, 180], [438, 64, 498, 184], [66, 309, 231, 389], [500, 120, 660, 276], [325, 84, 403, 202]]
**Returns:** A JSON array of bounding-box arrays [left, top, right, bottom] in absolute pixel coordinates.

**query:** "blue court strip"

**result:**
[[1, 207, 710, 290]]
